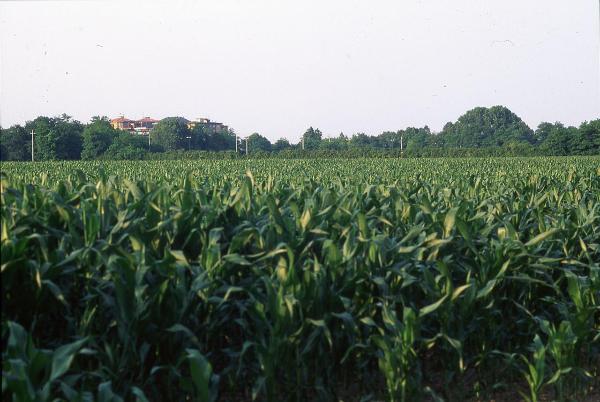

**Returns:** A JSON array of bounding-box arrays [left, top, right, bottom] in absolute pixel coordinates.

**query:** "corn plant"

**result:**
[[1, 156, 599, 401]]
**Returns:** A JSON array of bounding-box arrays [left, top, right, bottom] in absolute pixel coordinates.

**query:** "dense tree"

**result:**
[[273, 138, 292, 152], [104, 132, 147, 159], [54, 116, 84, 159], [25, 117, 57, 160], [189, 125, 209, 150], [321, 133, 349, 151], [247, 133, 272, 153], [23, 115, 83, 160], [81, 117, 119, 159], [1, 107, 596, 160], [0, 125, 31, 161], [573, 119, 600, 155], [349, 133, 372, 148], [149, 117, 190, 152], [403, 126, 434, 151], [205, 128, 237, 151], [533, 122, 554, 144], [376, 131, 401, 149], [537, 123, 576, 155], [301, 127, 322, 150], [440, 106, 534, 147]]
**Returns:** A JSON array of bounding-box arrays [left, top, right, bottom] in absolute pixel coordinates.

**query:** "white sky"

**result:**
[[0, 0, 599, 142]]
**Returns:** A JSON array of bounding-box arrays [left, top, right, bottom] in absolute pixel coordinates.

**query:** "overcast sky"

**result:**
[[0, 0, 598, 141]]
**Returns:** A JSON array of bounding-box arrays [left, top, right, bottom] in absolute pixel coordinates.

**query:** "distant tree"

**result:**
[[81, 117, 118, 159], [301, 127, 322, 150], [349, 133, 372, 148], [574, 119, 600, 155], [206, 128, 237, 151], [404, 126, 434, 152], [150, 117, 190, 151], [273, 138, 291, 152], [23, 115, 83, 160], [538, 122, 576, 155], [0, 125, 30, 161], [54, 116, 84, 159], [247, 133, 272, 152], [104, 132, 147, 159], [189, 125, 209, 150], [321, 132, 349, 150], [440, 106, 534, 147], [533, 122, 554, 145], [25, 117, 56, 160], [1, 107, 595, 159], [377, 131, 401, 149]]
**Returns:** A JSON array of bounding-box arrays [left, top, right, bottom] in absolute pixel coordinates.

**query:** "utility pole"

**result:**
[[400, 134, 403, 156], [148, 133, 151, 149], [245, 137, 248, 155], [31, 130, 34, 162], [302, 136, 305, 150]]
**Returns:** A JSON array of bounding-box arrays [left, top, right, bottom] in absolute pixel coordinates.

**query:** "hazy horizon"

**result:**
[[1, 0, 599, 141]]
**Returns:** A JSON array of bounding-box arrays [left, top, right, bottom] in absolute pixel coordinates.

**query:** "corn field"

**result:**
[[2, 157, 599, 401]]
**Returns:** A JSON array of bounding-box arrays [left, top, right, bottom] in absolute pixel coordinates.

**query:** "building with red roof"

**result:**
[[110, 116, 228, 135], [110, 116, 159, 135], [110, 116, 135, 131]]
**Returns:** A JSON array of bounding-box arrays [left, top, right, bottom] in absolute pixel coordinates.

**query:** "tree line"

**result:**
[[1, 106, 598, 161]]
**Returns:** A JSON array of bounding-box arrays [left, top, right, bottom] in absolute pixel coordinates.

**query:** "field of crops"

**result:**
[[2, 157, 599, 402]]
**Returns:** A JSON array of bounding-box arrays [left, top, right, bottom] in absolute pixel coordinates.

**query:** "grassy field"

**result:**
[[2, 157, 599, 401]]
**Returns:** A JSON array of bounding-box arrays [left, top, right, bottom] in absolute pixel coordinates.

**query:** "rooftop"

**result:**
[[110, 116, 132, 123]]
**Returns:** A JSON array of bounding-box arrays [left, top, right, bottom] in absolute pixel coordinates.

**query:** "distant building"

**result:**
[[133, 117, 159, 135], [110, 116, 227, 135], [110, 116, 159, 135], [110, 116, 135, 131], [187, 117, 228, 133]]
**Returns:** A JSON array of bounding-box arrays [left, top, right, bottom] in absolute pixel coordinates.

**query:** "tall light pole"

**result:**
[[245, 137, 248, 155], [186, 135, 192, 151], [31, 130, 34, 162]]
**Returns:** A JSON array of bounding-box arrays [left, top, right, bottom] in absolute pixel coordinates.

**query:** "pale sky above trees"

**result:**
[[0, 0, 598, 142]]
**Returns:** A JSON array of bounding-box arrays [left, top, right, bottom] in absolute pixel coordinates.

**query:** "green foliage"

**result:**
[[272, 138, 292, 151], [374, 307, 421, 401], [2, 157, 600, 400], [520, 335, 547, 402], [206, 128, 237, 151], [2, 108, 598, 161], [247, 133, 272, 152], [81, 117, 119, 160], [189, 124, 209, 150], [573, 119, 600, 155], [103, 132, 147, 160], [2, 321, 90, 401], [149, 117, 190, 151], [0, 125, 31, 161], [349, 132, 372, 148], [404, 127, 434, 151], [302, 126, 323, 149], [441, 106, 534, 147], [22, 115, 84, 161], [537, 122, 576, 155]]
